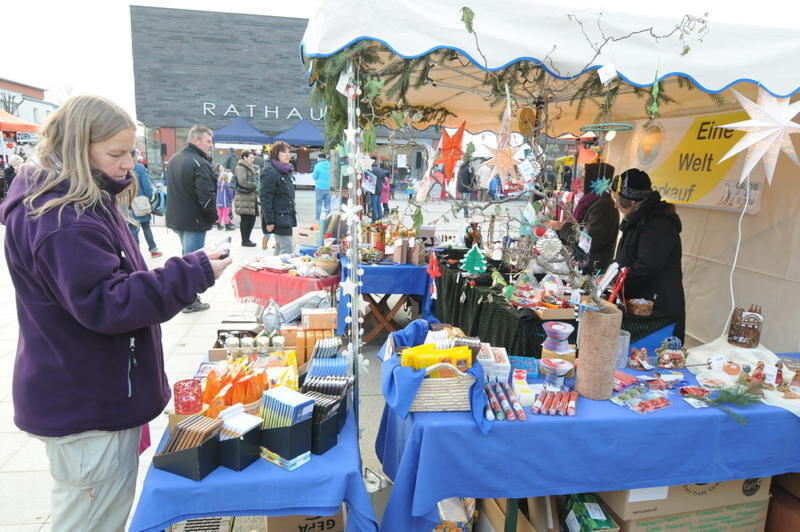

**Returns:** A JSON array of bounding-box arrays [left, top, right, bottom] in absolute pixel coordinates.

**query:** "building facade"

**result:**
[[0, 78, 59, 150]]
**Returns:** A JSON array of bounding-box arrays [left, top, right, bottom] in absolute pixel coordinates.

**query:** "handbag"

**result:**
[[132, 195, 152, 217], [230, 173, 244, 193]]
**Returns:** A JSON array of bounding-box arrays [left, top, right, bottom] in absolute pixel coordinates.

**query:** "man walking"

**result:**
[[312, 153, 331, 220], [166, 125, 217, 312]]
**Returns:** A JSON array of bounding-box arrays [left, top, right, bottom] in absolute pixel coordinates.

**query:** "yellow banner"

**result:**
[[626, 111, 763, 213]]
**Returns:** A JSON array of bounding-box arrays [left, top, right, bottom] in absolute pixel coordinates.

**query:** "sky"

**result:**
[[2, 0, 323, 120], [3, 0, 797, 123]]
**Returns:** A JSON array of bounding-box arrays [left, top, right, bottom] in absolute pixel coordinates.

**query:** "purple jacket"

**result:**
[[0, 165, 216, 437], [216, 180, 234, 208]]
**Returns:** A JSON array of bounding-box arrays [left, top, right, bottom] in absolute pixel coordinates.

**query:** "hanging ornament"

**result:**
[[340, 202, 362, 224], [434, 121, 466, 183], [717, 89, 800, 185], [518, 108, 536, 138], [460, 244, 488, 275], [648, 75, 661, 118], [483, 144, 522, 181], [426, 252, 442, 299], [534, 230, 563, 262], [590, 177, 612, 196]]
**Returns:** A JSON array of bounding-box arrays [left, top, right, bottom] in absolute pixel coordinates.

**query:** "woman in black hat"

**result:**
[[612, 168, 686, 341]]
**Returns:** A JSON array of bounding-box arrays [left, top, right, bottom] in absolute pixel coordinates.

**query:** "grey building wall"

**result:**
[[130, 6, 322, 135]]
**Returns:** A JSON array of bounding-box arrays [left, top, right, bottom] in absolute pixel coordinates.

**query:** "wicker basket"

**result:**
[[627, 298, 654, 316], [409, 363, 474, 412], [315, 257, 340, 274]]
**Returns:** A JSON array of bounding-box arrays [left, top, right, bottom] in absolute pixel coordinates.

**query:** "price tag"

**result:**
[[578, 231, 592, 254], [565, 510, 580, 532], [683, 397, 709, 409], [570, 290, 581, 305], [764, 366, 778, 385], [408, 237, 416, 248], [336, 71, 353, 95], [585, 502, 607, 521], [598, 63, 618, 85]]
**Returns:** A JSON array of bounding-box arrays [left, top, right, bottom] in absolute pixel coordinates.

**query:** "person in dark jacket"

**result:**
[[612, 168, 686, 341], [369, 161, 388, 221], [457, 159, 477, 217], [260, 141, 297, 255], [234, 150, 259, 246], [551, 162, 619, 273], [166, 125, 217, 311], [129, 159, 163, 258], [0, 95, 231, 531]]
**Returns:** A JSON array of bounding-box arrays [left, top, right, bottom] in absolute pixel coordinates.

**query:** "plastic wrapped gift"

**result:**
[[174, 379, 202, 415]]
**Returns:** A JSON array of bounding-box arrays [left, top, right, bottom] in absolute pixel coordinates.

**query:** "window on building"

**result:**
[[33, 108, 39, 123]]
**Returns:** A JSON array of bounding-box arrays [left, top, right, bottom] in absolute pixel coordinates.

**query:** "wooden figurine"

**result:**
[[747, 361, 766, 395], [791, 370, 800, 389], [775, 362, 784, 387], [655, 336, 687, 369], [736, 365, 751, 387], [777, 382, 800, 399]]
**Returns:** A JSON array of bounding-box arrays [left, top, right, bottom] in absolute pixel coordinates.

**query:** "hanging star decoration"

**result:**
[[483, 144, 522, 181], [343, 127, 359, 146], [353, 150, 374, 174], [590, 176, 612, 196], [434, 121, 466, 183], [718, 89, 800, 184], [340, 202, 362, 225]]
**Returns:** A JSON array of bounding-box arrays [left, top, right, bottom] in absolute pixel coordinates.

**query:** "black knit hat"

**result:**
[[583, 162, 616, 194], [613, 168, 652, 200]]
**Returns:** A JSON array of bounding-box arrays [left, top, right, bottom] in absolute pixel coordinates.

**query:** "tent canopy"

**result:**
[[0, 110, 39, 133], [301, 0, 800, 135], [213, 117, 272, 144], [273, 119, 325, 146]]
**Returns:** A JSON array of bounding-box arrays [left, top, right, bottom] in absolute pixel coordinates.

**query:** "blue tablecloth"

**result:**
[[130, 410, 377, 532], [375, 326, 800, 531], [298, 245, 318, 256], [337, 257, 433, 334]]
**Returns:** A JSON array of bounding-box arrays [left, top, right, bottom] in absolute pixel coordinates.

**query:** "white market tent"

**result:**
[[301, 0, 800, 351]]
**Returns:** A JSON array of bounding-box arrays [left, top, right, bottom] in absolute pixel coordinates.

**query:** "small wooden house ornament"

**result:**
[[727, 305, 764, 349]]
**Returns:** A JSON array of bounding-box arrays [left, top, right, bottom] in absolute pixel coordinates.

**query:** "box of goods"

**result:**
[[208, 338, 228, 362], [265, 505, 344, 532], [766, 485, 800, 532], [153, 414, 222, 481], [534, 306, 577, 320], [219, 424, 261, 472], [775, 473, 800, 499], [302, 307, 338, 331], [563, 493, 620, 532], [293, 225, 320, 247], [598, 477, 772, 521], [606, 499, 769, 532], [475, 498, 536, 532]]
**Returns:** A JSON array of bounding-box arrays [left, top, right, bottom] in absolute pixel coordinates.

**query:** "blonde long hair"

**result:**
[[25, 95, 137, 219]]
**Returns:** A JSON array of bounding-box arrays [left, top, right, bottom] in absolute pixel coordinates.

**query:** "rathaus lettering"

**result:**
[[202, 103, 326, 121]]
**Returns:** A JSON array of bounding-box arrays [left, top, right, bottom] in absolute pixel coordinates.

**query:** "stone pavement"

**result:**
[[0, 188, 526, 530]]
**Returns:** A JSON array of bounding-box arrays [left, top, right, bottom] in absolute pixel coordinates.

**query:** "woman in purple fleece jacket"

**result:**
[[0, 95, 232, 532]]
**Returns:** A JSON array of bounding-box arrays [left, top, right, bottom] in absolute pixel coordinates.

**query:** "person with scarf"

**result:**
[[0, 95, 231, 531], [548, 162, 619, 274], [260, 141, 297, 255]]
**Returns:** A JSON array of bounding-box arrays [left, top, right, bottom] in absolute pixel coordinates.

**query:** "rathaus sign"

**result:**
[[202, 103, 327, 122]]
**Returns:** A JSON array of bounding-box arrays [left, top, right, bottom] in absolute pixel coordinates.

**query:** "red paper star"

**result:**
[[435, 121, 466, 183]]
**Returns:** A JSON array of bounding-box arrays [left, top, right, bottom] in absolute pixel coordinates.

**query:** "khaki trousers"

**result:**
[[37, 427, 140, 532]]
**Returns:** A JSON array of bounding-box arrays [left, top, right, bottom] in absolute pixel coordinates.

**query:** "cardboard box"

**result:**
[[280, 324, 301, 346], [599, 478, 772, 521], [302, 307, 338, 330], [767, 486, 800, 532], [153, 435, 219, 481], [296, 332, 307, 366], [293, 225, 320, 247], [534, 306, 578, 320], [527, 496, 561, 532], [265, 505, 344, 532], [208, 339, 228, 362], [476, 498, 536, 532], [607, 499, 769, 532], [541, 346, 576, 378], [392, 238, 408, 263], [775, 473, 800, 500]]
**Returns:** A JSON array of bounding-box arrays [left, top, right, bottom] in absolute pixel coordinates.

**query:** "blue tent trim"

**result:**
[[273, 119, 325, 146], [213, 117, 272, 144]]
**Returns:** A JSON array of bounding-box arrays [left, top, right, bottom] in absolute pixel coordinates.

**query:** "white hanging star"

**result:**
[[717, 89, 800, 185], [340, 202, 362, 224], [343, 127, 359, 145], [354, 150, 374, 174]]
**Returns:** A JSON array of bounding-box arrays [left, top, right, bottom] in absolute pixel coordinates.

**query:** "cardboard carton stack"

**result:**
[[598, 477, 772, 532]]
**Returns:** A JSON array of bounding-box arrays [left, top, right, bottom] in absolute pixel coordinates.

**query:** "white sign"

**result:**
[[396, 154, 407, 168], [201, 102, 326, 121]]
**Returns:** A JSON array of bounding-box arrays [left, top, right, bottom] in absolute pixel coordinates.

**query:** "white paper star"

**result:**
[[343, 127, 359, 145], [354, 150, 374, 174], [718, 89, 800, 184], [340, 278, 358, 297], [340, 202, 362, 224]]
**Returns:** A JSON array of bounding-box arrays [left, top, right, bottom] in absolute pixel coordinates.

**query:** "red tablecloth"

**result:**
[[233, 268, 341, 306]]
